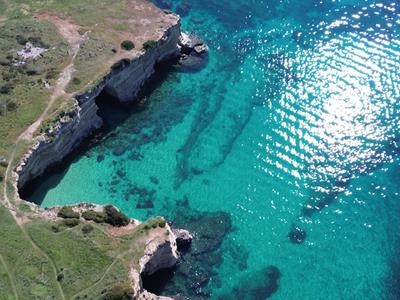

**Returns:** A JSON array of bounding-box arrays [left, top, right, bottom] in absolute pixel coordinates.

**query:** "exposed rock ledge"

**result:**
[[16, 12, 181, 193]]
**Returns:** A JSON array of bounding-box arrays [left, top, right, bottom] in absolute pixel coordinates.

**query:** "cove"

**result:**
[[26, 0, 400, 299]]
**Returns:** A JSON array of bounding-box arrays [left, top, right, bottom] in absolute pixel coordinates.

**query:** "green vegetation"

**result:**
[[62, 218, 80, 227], [82, 209, 107, 223], [0, 203, 166, 299], [120, 40, 134, 51], [104, 205, 130, 227], [57, 206, 80, 219], [82, 223, 93, 234], [143, 40, 157, 50], [0, 19, 69, 158], [103, 284, 133, 300]]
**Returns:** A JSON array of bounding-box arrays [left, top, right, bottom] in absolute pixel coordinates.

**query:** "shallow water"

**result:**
[[28, 0, 400, 298]]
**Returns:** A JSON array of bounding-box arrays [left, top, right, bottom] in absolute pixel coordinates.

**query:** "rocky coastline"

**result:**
[[12, 7, 208, 299]]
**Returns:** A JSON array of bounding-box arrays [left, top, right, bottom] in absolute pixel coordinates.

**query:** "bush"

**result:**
[[63, 218, 80, 227], [111, 59, 130, 71], [120, 40, 135, 51], [15, 35, 27, 45], [82, 210, 107, 223], [6, 100, 17, 112], [103, 285, 133, 300], [51, 224, 60, 233], [82, 224, 94, 234], [143, 40, 157, 50], [71, 77, 81, 85], [58, 206, 80, 219], [159, 219, 167, 228], [104, 205, 129, 227], [0, 83, 13, 94], [46, 68, 58, 80]]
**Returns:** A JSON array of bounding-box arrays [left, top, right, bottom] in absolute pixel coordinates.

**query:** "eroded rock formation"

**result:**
[[16, 13, 181, 193]]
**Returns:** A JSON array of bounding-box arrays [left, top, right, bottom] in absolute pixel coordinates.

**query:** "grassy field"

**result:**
[[0, 201, 168, 299]]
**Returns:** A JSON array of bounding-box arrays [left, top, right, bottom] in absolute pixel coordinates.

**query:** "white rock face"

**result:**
[[105, 22, 181, 102], [131, 224, 179, 300], [139, 224, 179, 276], [16, 17, 181, 192]]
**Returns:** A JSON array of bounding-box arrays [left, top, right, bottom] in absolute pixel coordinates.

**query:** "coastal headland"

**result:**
[[0, 0, 205, 298]]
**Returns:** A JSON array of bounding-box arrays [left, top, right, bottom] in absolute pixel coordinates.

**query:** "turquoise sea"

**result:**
[[27, 0, 400, 298]]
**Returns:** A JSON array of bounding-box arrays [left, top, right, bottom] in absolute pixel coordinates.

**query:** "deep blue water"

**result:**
[[28, 0, 400, 298]]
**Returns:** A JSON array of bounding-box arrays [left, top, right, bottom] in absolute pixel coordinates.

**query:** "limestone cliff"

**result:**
[[16, 15, 181, 192], [131, 223, 179, 300]]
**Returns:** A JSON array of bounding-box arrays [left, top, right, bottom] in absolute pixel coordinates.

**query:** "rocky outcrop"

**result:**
[[172, 228, 193, 251], [131, 223, 180, 300], [140, 224, 179, 276], [105, 20, 181, 102], [176, 33, 208, 72], [16, 14, 181, 193]]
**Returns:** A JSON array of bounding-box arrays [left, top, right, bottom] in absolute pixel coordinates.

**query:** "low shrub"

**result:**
[[6, 100, 17, 112], [72, 77, 81, 85], [0, 83, 13, 94], [120, 40, 135, 51], [51, 224, 60, 233], [159, 219, 167, 228], [82, 210, 107, 223], [104, 205, 129, 227], [82, 224, 94, 234], [143, 40, 157, 50], [103, 285, 133, 300], [15, 34, 27, 45], [63, 218, 80, 227], [58, 206, 80, 219]]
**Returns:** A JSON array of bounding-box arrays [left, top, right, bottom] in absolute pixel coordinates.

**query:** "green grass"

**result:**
[[0, 202, 164, 299], [0, 18, 69, 157]]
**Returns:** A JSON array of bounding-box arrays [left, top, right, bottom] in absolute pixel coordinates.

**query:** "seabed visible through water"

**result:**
[[27, 0, 400, 298]]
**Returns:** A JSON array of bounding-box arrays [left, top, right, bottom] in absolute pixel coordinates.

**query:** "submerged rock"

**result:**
[[220, 266, 281, 299], [172, 228, 193, 251], [176, 33, 208, 72], [112, 146, 126, 156], [136, 200, 154, 209], [96, 154, 105, 162], [176, 0, 191, 16], [153, 0, 173, 10], [288, 225, 306, 244], [143, 209, 232, 298]]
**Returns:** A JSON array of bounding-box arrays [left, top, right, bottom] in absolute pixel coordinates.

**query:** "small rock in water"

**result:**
[[128, 151, 144, 161], [172, 228, 193, 251], [110, 180, 120, 186], [136, 200, 154, 209], [150, 176, 159, 184], [116, 169, 126, 178], [288, 225, 306, 244], [112, 146, 126, 156], [96, 154, 105, 162]]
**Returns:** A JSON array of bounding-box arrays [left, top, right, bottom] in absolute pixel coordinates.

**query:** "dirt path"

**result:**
[[1, 15, 87, 300], [20, 14, 87, 141]]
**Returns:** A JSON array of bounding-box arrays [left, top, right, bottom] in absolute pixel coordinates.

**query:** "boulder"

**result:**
[[172, 228, 193, 250], [288, 225, 306, 244]]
